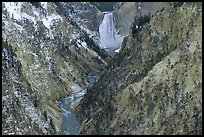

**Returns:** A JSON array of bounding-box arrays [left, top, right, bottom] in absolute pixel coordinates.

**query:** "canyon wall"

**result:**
[[76, 2, 202, 135]]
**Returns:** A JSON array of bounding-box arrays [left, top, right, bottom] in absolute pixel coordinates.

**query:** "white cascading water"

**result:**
[[99, 12, 124, 53]]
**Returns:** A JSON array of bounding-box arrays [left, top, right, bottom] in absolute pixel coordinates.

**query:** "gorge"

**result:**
[[58, 7, 123, 135], [2, 2, 202, 135], [58, 72, 101, 135]]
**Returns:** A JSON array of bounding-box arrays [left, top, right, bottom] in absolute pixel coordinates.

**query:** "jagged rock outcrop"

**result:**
[[76, 2, 202, 135], [2, 2, 109, 135]]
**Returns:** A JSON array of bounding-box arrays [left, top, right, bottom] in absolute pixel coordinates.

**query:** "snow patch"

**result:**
[[27, 51, 38, 57], [76, 39, 82, 48], [84, 28, 99, 39], [188, 42, 196, 53], [115, 47, 121, 53], [70, 84, 82, 93], [14, 91, 21, 97], [4, 2, 23, 20], [32, 8, 40, 18], [81, 42, 87, 49], [40, 2, 48, 10], [3, 2, 63, 39], [21, 12, 37, 24], [13, 22, 23, 33]]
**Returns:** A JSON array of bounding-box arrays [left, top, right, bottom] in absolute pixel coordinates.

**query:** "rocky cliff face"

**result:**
[[54, 2, 104, 42], [2, 40, 56, 135], [114, 2, 137, 36], [76, 2, 202, 135], [114, 2, 168, 37], [2, 2, 109, 135]]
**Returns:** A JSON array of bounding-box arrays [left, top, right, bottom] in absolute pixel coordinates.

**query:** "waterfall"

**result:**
[[99, 12, 124, 53]]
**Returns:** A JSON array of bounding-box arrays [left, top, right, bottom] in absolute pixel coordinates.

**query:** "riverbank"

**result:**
[[58, 72, 102, 135]]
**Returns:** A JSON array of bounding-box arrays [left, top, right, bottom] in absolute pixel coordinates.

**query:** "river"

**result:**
[[58, 72, 101, 135], [57, 11, 123, 135]]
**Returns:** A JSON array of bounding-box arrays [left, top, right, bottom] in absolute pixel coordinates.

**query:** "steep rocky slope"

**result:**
[[114, 2, 137, 36], [2, 2, 109, 135], [54, 2, 104, 43], [2, 2, 202, 135], [114, 2, 168, 37], [76, 2, 202, 135], [2, 40, 57, 134]]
